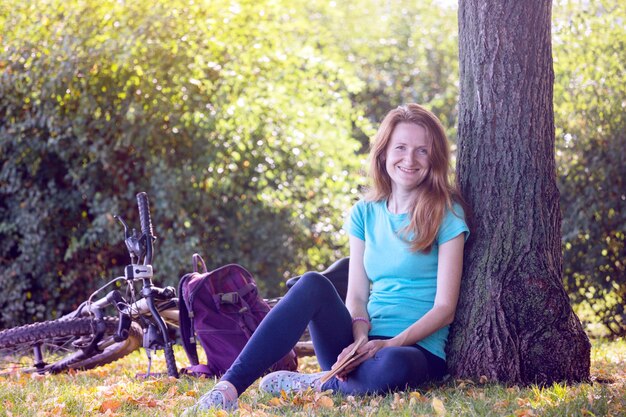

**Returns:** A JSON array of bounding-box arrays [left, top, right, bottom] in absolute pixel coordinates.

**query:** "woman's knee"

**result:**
[[371, 347, 430, 388], [291, 272, 337, 298]]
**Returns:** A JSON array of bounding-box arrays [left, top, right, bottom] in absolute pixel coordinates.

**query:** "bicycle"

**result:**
[[0, 192, 180, 377], [0, 192, 344, 377]]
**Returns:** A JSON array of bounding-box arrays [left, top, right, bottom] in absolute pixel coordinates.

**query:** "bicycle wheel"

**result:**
[[0, 317, 142, 374]]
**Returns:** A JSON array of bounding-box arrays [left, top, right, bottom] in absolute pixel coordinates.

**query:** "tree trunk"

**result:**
[[448, 0, 590, 384]]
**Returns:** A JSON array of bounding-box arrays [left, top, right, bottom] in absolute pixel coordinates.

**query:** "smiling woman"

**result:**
[[383, 123, 431, 213], [365, 104, 461, 253], [184, 103, 469, 414]]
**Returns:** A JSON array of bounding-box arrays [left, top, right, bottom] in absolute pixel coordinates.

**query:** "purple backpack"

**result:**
[[178, 253, 297, 377]]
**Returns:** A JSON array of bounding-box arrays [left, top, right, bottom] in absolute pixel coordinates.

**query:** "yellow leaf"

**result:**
[[432, 397, 446, 416]]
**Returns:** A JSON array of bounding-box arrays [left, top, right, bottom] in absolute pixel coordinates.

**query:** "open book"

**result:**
[[320, 339, 367, 383]]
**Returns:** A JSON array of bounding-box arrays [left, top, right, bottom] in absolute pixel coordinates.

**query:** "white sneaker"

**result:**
[[182, 381, 238, 415], [259, 371, 326, 395]]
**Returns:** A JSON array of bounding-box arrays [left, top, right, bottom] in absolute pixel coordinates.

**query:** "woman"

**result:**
[[184, 103, 469, 414]]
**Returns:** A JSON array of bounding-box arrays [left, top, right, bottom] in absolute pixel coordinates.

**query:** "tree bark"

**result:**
[[449, 0, 590, 384]]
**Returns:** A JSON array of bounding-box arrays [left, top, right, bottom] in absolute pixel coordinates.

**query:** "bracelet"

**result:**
[[351, 316, 371, 330]]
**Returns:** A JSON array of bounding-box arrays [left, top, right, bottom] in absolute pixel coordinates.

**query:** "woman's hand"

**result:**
[[335, 339, 392, 381], [333, 337, 367, 367]]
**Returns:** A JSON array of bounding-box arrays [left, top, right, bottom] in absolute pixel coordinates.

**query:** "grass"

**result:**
[[1, 338, 625, 417]]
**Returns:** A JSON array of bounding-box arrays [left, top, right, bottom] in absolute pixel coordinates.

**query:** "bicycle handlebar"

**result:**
[[136, 192, 154, 265], [136, 192, 154, 237]]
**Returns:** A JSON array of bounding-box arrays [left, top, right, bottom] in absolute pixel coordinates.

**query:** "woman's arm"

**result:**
[[333, 235, 371, 380], [344, 235, 371, 342]]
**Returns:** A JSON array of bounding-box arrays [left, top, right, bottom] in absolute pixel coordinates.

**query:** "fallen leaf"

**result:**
[[267, 397, 282, 407], [127, 395, 159, 407], [432, 397, 446, 416], [96, 385, 116, 397], [409, 391, 428, 402], [101, 409, 118, 417], [494, 399, 510, 410], [99, 399, 122, 413], [165, 385, 179, 397], [317, 395, 334, 408], [238, 403, 253, 412], [455, 379, 475, 388]]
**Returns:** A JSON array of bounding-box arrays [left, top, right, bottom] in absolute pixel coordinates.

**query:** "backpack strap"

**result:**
[[212, 283, 256, 308], [209, 282, 259, 337], [179, 252, 210, 367], [193, 253, 208, 273], [178, 271, 200, 366]]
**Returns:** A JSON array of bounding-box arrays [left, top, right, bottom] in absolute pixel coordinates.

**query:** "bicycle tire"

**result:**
[[0, 317, 142, 374]]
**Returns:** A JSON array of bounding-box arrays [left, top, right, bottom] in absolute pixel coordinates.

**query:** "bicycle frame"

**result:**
[[61, 193, 181, 377]]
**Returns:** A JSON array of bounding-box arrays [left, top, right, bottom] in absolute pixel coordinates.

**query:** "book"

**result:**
[[320, 340, 367, 383]]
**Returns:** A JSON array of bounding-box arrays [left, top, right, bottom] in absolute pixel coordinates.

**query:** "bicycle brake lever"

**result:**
[[114, 215, 130, 240]]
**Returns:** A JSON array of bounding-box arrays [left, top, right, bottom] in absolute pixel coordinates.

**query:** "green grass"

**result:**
[[1, 338, 625, 417]]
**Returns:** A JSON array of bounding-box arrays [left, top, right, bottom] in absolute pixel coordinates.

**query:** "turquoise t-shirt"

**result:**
[[343, 199, 469, 360]]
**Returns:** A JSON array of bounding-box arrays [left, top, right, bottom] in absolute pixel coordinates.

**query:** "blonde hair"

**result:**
[[365, 103, 462, 252]]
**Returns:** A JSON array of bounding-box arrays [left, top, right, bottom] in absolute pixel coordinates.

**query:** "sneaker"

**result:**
[[259, 371, 326, 396], [182, 381, 238, 416]]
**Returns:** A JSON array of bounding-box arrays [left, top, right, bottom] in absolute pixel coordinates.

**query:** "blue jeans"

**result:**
[[222, 272, 447, 395]]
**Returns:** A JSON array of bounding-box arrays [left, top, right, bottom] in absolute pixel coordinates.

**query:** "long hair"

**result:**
[[365, 103, 463, 252]]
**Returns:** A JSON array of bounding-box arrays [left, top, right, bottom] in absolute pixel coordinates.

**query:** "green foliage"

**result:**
[[0, 0, 362, 326], [553, 0, 626, 336], [311, 1, 459, 149]]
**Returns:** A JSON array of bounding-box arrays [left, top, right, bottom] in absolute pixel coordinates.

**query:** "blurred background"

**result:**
[[0, 0, 624, 337]]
